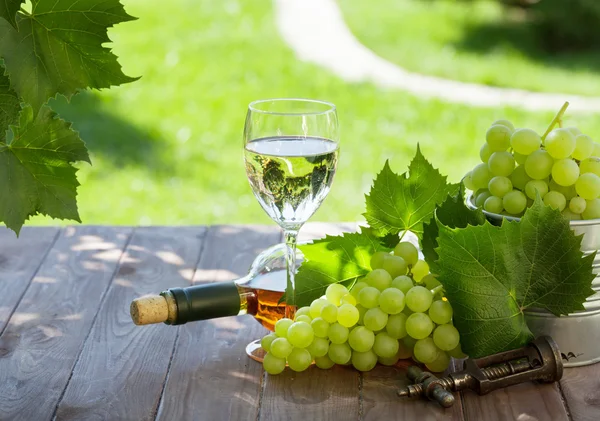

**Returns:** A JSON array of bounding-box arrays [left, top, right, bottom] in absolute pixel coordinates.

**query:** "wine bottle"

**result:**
[[130, 243, 302, 331]]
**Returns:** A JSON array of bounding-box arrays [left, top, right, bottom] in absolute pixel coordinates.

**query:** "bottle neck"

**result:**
[[164, 281, 252, 325]]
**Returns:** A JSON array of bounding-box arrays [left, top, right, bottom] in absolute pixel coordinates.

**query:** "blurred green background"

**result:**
[[34, 0, 600, 226]]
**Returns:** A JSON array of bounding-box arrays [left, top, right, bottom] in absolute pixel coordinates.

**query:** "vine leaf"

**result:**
[[0, 0, 24, 28]]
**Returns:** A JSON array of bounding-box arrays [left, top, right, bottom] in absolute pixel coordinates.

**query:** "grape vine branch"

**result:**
[[0, 0, 138, 235]]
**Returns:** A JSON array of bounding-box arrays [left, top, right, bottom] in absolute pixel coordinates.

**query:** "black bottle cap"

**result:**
[[169, 281, 241, 325]]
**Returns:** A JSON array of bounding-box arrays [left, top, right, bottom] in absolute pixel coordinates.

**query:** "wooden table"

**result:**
[[0, 224, 599, 421]]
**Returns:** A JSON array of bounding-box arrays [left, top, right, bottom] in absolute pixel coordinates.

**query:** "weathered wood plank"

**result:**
[[157, 225, 281, 421], [259, 222, 361, 421], [54, 226, 207, 421], [560, 365, 600, 421], [0, 227, 60, 333], [0, 226, 132, 421], [362, 364, 464, 421]]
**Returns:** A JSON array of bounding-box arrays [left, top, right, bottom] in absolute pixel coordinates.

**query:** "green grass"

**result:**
[[339, 0, 600, 96], [29, 0, 600, 227]]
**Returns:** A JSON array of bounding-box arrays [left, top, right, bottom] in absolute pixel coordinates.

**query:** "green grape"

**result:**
[[428, 300, 453, 325], [261, 333, 278, 352], [320, 303, 338, 324], [391, 275, 414, 294], [365, 268, 393, 291], [484, 196, 503, 213], [287, 348, 312, 372], [263, 352, 286, 375], [492, 119, 515, 132], [426, 351, 451, 373], [576, 173, 600, 200], [463, 172, 475, 191], [549, 180, 577, 200], [386, 313, 408, 339], [480, 143, 492, 163], [328, 342, 352, 365], [396, 339, 413, 359], [351, 350, 378, 372], [545, 128, 576, 159], [552, 159, 579, 186], [448, 343, 467, 359], [411, 260, 429, 282], [405, 286, 433, 313], [566, 127, 582, 137], [525, 180, 549, 200], [338, 304, 360, 327], [423, 274, 441, 290], [307, 337, 329, 358], [433, 324, 461, 351], [569, 196, 587, 214], [275, 318, 294, 338], [358, 286, 381, 309], [402, 335, 418, 350], [488, 176, 513, 198], [351, 281, 369, 298], [562, 209, 582, 220], [315, 355, 335, 369], [356, 304, 368, 325], [582, 198, 600, 219], [543, 191, 567, 211], [311, 317, 330, 338], [514, 152, 527, 165], [403, 306, 414, 317], [341, 293, 357, 306], [295, 315, 312, 324], [414, 337, 440, 364], [525, 150, 554, 180], [378, 354, 400, 366], [373, 332, 399, 358], [471, 163, 492, 189], [382, 255, 408, 278], [348, 326, 375, 352], [488, 151, 515, 177], [325, 283, 349, 306], [594, 143, 600, 157], [270, 337, 293, 358], [406, 313, 434, 340], [309, 298, 329, 319], [510, 128, 540, 155], [503, 190, 527, 215], [475, 190, 492, 208], [328, 322, 349, 344], [486, 124, 512, 152], [287, 322, 314, 348], [378, 288, 405, 314], [295, 306, 311, 319], [364, 307, 389, 331], [580, 158, 600, 177], [573, 135, 595, 161], [369, 251, 388, 270], [394, 242, 419, 266], [510, 165, 531, 191]]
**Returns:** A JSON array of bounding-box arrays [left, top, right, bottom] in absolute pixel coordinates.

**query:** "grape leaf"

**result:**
[[421, 190, 486, 274], [0, 0, 24, 28], [364, 146, 458, 240], [0, 104, 90, 234], [0, 0, 138, 112], [292, 228, 391, 307], [436, 198, 596, 358], [0, 71, 20, 141]]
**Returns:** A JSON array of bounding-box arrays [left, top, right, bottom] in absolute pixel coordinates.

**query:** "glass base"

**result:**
[[246, 339, 266, 362]]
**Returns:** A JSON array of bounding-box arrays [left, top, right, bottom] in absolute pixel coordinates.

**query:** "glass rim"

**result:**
[[248, 98, 336, 116]]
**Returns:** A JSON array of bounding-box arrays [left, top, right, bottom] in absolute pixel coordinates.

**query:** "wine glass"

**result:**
[[243, 98, 339, 360]]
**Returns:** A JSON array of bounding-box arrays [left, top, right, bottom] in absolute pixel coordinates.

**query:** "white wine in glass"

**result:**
[[243, 98, 339, 360]]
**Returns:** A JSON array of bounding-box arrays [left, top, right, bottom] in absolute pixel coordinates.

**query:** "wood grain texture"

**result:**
[[560, 365, 600, 421], [0, 226, 132, 421], [0, 226, 60, 333], [362, 364, 464, 421], [55, 227, 207, 421], [157, 225, 281, 421]]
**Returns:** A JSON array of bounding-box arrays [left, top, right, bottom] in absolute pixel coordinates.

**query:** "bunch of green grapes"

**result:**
[[259, 241, 464, 375], [464, 119, 600, 220]]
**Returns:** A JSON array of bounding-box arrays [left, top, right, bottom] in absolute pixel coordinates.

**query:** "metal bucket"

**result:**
[[465, 194, 600, 366]]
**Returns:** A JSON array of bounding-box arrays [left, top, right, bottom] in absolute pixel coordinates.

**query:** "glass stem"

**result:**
[[284, 229, 299, 319]]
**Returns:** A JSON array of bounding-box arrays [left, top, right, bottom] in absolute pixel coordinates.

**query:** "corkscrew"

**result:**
[[397, 336, 567, 408]]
